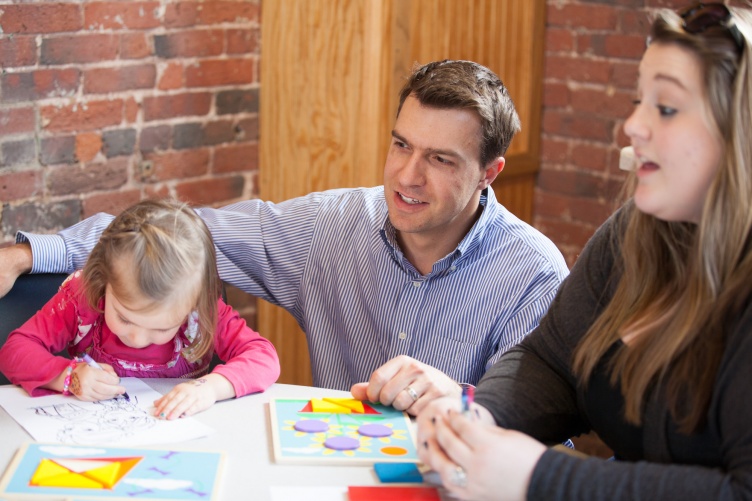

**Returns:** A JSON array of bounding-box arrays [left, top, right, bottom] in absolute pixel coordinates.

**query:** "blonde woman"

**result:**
[[417, 3, 752, 499]]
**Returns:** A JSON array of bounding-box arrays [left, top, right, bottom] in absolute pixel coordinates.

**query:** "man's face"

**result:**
[[383, 95, 498, 250]]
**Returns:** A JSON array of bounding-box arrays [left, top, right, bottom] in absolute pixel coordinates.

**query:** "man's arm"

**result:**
[[0, 243, 32, 297]]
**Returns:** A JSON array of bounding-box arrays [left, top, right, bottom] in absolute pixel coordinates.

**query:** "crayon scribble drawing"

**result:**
[[31, 394, 156, 444], [0, 378, 214, 446]]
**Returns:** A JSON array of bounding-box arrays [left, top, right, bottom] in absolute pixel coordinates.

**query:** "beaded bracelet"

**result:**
[[62, 358, 80, 396]]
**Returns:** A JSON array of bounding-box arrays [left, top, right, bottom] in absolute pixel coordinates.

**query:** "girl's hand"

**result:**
[[68, 362, 125, 402], [153, 373, 235, 420], [418, 402, 546, 501]]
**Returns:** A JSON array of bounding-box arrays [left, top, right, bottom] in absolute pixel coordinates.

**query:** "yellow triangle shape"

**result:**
[[323, 398, 365, 413], [30, 459, 70, 485], [83, 462, 122, 489], [55, 458, 112, 473], [35, 471, 104, 489], [311, 398, 351, 413]]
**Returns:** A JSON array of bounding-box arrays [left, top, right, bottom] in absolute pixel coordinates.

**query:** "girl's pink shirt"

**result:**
[[0, 272, 280, 397]]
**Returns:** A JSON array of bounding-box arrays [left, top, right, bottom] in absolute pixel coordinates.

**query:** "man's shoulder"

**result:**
[[483, 204, 568, 275]]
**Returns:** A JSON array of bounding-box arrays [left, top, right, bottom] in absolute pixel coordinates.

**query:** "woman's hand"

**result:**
[[153, 373, 235, 420], [418, 400, 546, 501]]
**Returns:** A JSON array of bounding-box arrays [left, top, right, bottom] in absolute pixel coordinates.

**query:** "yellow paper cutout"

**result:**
[[311, 398, 351, 413], [323, 398, 365, 413], [29, 456, 143, 489]]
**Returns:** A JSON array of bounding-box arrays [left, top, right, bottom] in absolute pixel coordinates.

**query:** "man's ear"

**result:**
[[478, 157, 505, 189]]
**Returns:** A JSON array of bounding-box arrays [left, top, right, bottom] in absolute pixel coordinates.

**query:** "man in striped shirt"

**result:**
[[0, 60, 569, 416]]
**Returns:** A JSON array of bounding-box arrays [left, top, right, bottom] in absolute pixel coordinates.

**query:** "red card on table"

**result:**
[[348, 485, 441, 500]]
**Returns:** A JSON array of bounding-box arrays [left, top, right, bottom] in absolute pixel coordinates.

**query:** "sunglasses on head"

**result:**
[[679, 2, 744, 49]]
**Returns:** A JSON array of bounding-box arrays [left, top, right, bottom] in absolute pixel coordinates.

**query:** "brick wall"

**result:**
[[0, 1, 260, 246], [537, 0, 744, 266]]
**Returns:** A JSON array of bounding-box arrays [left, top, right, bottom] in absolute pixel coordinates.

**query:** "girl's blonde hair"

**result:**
[[573, 6, 752, 432], [81, 199, 221, 363]]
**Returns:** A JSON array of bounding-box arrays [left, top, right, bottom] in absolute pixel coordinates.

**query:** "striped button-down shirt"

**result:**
[[20, 185, 569, 390]]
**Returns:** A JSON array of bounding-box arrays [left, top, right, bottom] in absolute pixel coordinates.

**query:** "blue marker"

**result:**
[[461, 385, 474, 415], [82, 354, 129, 400]]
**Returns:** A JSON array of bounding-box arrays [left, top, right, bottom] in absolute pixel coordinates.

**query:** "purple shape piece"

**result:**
[[294, 419, 329, 433], [358, 423, 393, 438], [324, 436, 360, 451]]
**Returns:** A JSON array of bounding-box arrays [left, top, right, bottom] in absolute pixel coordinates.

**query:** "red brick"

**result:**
[[175, 175, 245, 206], [534, 216, 598, 251], [545, 56, 611, 84], [125, 97, 140, 124], [543, 82, 569, 108], [185, 59, 254, 87], [41, 99, 124, 133], [143, 149, 210, 181], [75, 133, 103, 163], [214, 143, 258, 174], [142, 93, 212, 121], [540, 138, 569, 164], [0, 36, 37, 67], [619, 9, 651, 34], [543, 110, 614, 142], [0, 170, 43, 200], [611, 61, 639, 90], [546, 4, 617, 31], [83, 190, 141, 218], [537, 169, 608, 199], [571, 143, 609, 172], [84, 65, 156, 94], [227, 28, 259, 54], [158, 62, 184, 90], [85, 2, 161, 30], [154, 30, 224, 58], [545, 28, 574, 54], [1, 69, 80, 103], [235, 117, 259, 142], [144, 184, 171, 198], [121, 33, 151, 60], [197, 2, 259, 25], [0, 4, 81, 34], [569, 87, 634, 119], [41, 35, 118, 64], [0, 108, 35, 135], [590, 33, 646, 60], [48, 158, 129, 196], [164, 3, 200, 28]]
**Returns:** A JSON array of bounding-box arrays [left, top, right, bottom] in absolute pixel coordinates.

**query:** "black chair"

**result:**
[[0, 273, 70, 386]]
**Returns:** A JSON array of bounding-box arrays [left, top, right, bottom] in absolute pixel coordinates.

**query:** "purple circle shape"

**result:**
[[358, 423, 393, 438], [324, 436, 360, 451], [294, 419, 329, 433]]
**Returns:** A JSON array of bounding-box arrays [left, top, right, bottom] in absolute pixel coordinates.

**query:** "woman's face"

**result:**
[[624, 42, 723, 223]]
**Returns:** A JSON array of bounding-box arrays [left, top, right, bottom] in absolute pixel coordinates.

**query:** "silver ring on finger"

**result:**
[[451, 465, 467, 487], [404, 385, 419, 402]]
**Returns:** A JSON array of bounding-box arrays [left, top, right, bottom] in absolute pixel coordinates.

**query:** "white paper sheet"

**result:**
[[269, 486, 348, 501], [0, 377, 215, 446]]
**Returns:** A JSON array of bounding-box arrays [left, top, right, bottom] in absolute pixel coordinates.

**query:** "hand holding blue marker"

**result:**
[[81, 354, 129, 400]]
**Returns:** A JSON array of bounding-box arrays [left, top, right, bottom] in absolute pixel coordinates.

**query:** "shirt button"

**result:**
[[398, 332, 407, 340], [450, 265, 456, 271], [412, 281, 421, 288]]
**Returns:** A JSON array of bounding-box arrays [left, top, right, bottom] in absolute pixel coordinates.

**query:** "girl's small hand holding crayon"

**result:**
[[64, 361, 125, 402], [153, 373, 235, 420]]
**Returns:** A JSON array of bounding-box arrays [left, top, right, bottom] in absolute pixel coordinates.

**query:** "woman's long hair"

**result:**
[[573, 7, 752, 432]]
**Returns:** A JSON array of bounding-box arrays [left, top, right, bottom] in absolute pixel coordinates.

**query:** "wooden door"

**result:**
[[259, 0, 546, 385]]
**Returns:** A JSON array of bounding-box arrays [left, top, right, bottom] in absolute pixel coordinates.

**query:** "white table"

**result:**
[[0, 380, 416, 500]]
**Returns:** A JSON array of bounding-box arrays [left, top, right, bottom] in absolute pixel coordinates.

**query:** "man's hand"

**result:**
[[350, 355, 463, 416], [0, 243, 33, 298]]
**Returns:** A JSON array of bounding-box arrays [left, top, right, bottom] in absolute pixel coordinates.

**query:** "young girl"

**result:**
[[418, 3, 752, 500], [0, 199, 280, 420]]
